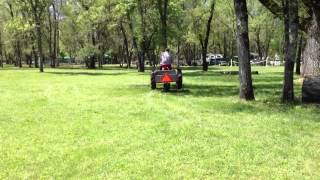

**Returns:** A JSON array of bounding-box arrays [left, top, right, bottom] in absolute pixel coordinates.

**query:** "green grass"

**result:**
[[0, 66, 319, 179]]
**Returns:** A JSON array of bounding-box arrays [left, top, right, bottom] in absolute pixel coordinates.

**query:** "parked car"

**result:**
[[206, 54, 226, 65]]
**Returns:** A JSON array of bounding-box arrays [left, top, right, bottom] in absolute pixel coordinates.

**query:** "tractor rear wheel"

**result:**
[[151, 81, 156, 90], [176, 70, 183, 90], [151, 73, 156, 90]]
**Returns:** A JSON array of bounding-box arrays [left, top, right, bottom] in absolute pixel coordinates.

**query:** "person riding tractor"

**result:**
[[151, 48, 183, 91], [160, 48, 173, 70]]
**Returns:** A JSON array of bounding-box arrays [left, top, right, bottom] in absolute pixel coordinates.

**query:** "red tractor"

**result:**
[[151, 67, 183, 92]]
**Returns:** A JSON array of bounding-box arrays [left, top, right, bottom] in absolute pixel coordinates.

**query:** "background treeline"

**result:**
[[0, 0, 283, 71]]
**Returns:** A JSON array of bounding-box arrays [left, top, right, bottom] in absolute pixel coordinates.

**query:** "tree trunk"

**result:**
[[137, 1, 149, 72], [193, 44, 196, 66], [177, 41, 181, 67], [296, 35, 303, 75], [32, 46, 38, 68], [200, 0, 215, 71], [127, 11, 143, 72], [230, 38, 235, 65], [35, 18, 44, 72], [255, 27, 263, 61], [234, 0, 255, 100], [87, 31, 96, 69], [119, 46, 124, 68], [263, 35, 271, 65], [8, 1, 22, 68], [182, 43, 192, 66], [263, 21, 274, 63], [30, 0, 45, 72], [17, 41, 22, 68], [87, 56, 96, 69], [48, 5, 54, 68], [282, 0, 298, 103], [120, 21, 131, 69], [157, 0, 169, 50], [201, 48, 208, 71], [0, 54, 2, 68], [138, 52, 145, 72], [302, 15, 320, 77], [301, 5, 320, 103], [99, 53, 103, 68], [223, 33, 228, 59], [56, 29, 60, 67], [53, 3, 58, 68], [0, 33, 3, 68], [4, 51, 9, 65], [26, 54, 32, 68], [7, 54, 12, 65]]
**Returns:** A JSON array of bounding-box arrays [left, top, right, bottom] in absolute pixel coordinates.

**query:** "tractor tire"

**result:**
[[151, 73, 156, 90], [176, 69, 183, 90], [151, 81, 156, 90], [176, 79, 183, 90], [164, 83, 170, 92]]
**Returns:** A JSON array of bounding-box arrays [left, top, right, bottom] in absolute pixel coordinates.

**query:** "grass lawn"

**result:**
[[0, 66, 319, 179]]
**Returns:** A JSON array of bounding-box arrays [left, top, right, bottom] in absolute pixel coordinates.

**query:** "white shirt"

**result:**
[[160, 51, 172, 65]]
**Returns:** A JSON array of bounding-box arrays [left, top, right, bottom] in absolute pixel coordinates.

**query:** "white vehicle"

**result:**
[[206, 54, 223, 61], [206, 53, 226, 65], [206, 54, 214, 63]]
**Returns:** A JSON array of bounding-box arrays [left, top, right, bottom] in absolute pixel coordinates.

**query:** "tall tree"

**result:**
[[121, 0, 156, 72], [22, 0, 48, 72], [47, 1, 59, 68], [302, 1, 320, 77], [296, 35, 303, 75], [282, 0, 299, 102], [0, 31, 3, 68], [188, 0, 216, 71], [157, 0, 169, 50], [47, 4, 53, 67], [199, 0, 215, 71], [258, 0, 320, 103], [119, 19, 131, 68], [52, 1, 59, 67], [6, 1, 23, 68], [234, 0, 255, 100]]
